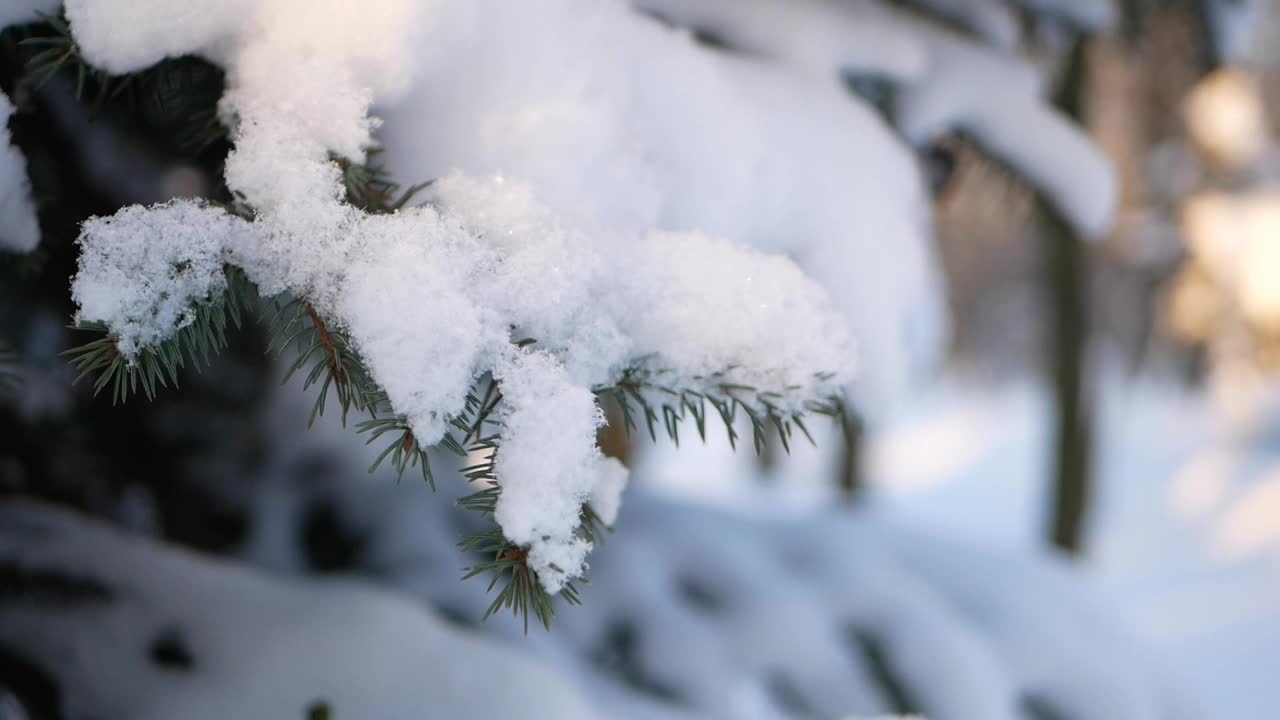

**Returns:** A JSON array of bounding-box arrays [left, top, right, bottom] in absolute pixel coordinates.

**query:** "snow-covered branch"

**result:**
[[39, 0, 865, 609]]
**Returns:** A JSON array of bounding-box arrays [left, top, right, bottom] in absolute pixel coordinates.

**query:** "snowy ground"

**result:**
[[638, 373, 1280, 715], [1092, 381, 1280, 716], [0, 501, 602, 720]]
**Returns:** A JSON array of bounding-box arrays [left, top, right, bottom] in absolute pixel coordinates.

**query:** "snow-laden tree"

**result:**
[[0, 0, 1206, 718]]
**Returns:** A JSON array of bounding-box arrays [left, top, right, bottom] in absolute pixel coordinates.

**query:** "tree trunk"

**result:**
[[838, 411, 864, 501], [1045, 40, 1094, 555]]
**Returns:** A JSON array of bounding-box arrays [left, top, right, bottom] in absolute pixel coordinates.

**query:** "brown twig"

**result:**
[[304, 303, 346, 386]]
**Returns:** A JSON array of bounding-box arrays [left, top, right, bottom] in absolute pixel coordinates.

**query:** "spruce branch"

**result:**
[[361, 358, 840, 633], [460, 532, 580, 634], [578, 504, 613, 547], [333, 152, 431, 213], [20, 16, 229, 152], [456, 475, 599, 633], [438, 374, 604, 633], [267, 299, 377, 428], [20, 12, 132, 113], [53, 142, 843, 633], [61, 266, 255, 403], [143, 56, 230, 153], [594, 367, 844, 455], [355, 372, 503, 489], [356, 412, 438, 489]]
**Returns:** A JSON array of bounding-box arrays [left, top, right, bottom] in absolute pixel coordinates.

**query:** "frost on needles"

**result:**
[[58, 0, 853, 605]]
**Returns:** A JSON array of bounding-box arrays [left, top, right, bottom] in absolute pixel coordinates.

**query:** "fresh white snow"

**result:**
[[71, 201, 255, 358]]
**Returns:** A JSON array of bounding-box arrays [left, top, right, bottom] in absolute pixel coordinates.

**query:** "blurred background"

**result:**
[[582, 2, 1280, 713]]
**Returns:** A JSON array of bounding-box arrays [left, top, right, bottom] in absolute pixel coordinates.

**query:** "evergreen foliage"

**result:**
[[62, 267, 254, 403], [19, 12, 120, 108], [595, 368, 844, 454], [20, 10, 227, 151], [268, 298, 377, 428]]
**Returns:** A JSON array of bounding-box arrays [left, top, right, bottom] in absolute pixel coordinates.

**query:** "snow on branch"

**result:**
[[71, 202, 257, 359], [635, 0, 1119, 240], [41, 0, 855, 613], [890, 26, 1118, 239], [18, 0, 1124, 622]]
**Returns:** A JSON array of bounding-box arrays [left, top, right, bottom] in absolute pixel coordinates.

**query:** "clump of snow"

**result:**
[[615, 228, 856, 395], [492, 349, 605, 592], [589, 457, 629, 527], [333, 206, 491, 444], [62, 0, 251, 74], [71, 201, 256, 359], [0, 90, 39, 253]]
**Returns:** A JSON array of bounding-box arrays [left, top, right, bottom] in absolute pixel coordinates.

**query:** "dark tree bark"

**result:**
[[838, 411, 865, 502], [1044, 40, 1094, 555]]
